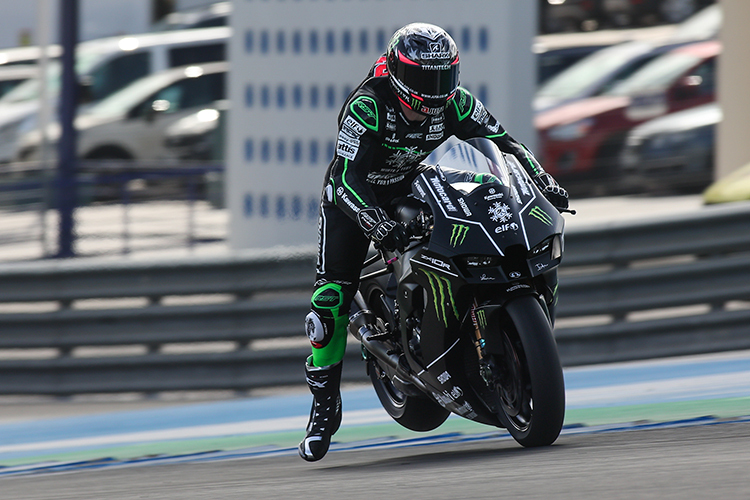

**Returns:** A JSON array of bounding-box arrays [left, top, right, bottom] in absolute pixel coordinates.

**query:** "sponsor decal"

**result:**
[[494, 222, 519, 233], [426, 132, 444, 141], [457, 197, 472, 217], [385, 145, 429, 170], [343, 116, 366, 137], [386, 121, 396, 131], [450, 224, 469, 247], [476, 309, 488, 330], [336, 141, 358, 160], [429, 123, 444, 133], [431, 115, 444, 123], [455, 401, 478, 419], [429, 176, 458, 212], [421, 51, 452, 59], [406, 132, 423, 139], [438, 371, 451, 384], [415, 180, 427, 198], [338, 192, 361, 213], [337, 130, 360, 147], [506, 283, 531, 293], [484, 193, 504, 201], [536, 262, 549, 271], [488, 202, 512, 223], [486, 119, 500, 133], [509, 164, 531, 197], [530, 206, 553, 226], [385, 135, 399, 144], [421, 254, 452, 270], [480, 274, 495, 281], [509, 271, 522, 279], [470, 100, 486, 123], [423, 269, 459, 326]]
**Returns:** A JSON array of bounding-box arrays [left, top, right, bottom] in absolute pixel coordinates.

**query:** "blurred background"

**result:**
[[0, 0, 746, 401], [0, 0, 747, 261], [0, 0, 747, 262]]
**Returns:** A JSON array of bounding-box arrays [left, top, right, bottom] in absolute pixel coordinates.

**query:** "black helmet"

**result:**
[[386, 23, 460, 116]]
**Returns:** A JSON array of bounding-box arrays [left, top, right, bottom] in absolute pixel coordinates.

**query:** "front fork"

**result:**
[[470, 298, 496, 387]]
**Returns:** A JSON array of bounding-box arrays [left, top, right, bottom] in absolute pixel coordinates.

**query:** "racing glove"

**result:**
[[357, 207, 409, 252], [533, 173, 569, 211]]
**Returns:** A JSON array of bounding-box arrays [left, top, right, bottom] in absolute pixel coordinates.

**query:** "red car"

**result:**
[[535, 40, 720, 194]]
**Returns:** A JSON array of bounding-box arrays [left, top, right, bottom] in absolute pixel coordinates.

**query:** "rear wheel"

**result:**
[[488, 295, 565, 447], [369, 357, 450, 431], [364, 288, 450, 432]]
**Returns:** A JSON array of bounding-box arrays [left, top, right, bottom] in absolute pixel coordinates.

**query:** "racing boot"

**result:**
[[298, 358, 342, 461]]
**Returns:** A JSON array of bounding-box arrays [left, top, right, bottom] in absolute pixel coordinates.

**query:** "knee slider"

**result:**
[[306, 283, 349, 349]]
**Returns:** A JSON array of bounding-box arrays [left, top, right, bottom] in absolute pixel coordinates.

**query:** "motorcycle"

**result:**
[[348, 137, 570, 447]]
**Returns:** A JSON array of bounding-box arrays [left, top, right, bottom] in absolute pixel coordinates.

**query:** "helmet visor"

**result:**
[[394, 62, 459, 100]]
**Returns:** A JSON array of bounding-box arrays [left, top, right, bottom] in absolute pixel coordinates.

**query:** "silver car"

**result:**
[[16, 62, 226, 162]]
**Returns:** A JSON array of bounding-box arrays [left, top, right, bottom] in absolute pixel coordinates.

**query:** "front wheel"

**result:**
[[489, 295, 565, 447]]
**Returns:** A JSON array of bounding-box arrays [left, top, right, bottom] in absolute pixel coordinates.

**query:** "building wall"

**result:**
[[227, 0, 537, 250], [0, 0, 151, 49], [716, 0, 750, 178]]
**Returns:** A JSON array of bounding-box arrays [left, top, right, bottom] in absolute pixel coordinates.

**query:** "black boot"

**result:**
[[298, 359, 342, 462]]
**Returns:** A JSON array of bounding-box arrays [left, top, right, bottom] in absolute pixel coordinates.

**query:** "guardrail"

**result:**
[[0, 202, 749, 395]]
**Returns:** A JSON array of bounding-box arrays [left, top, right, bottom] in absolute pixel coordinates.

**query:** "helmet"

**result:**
[[386, 23, 460, 116]]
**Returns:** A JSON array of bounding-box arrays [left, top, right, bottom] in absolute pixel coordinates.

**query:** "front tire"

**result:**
[[489, 295, 565, 447]]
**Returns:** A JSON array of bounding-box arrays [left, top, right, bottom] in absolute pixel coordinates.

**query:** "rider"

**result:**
[[299, 22, 569, 462]]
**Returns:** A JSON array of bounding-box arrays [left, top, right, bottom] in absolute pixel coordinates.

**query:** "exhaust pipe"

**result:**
[[348, 296, 429, 394]]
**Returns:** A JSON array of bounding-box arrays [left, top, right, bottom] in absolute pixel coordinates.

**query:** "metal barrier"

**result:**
[[0, 202, 749, 395]]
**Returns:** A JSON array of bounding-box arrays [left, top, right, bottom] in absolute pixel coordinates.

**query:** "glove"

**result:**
[[533, 173, 569, 211], [357, 207, 409, 252]]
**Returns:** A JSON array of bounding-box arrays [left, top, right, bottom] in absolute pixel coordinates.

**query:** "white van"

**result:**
[[0, 26, 229, 162]]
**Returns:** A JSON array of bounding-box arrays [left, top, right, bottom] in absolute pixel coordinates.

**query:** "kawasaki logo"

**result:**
[[530, 206, 553, 226], [450, 224, 469, 247], [423, 270, 459, 327]]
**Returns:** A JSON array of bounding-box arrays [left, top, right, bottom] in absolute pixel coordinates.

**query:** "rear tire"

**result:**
[[369, 358, 450, 432], [364, 288, 450, 432], [489, 295, 565, 447]]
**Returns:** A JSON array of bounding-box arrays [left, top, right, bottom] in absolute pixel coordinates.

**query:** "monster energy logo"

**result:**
[[476, 309, 487, 330], [423, 270, 459, 326], [530, 206, 553, 226], [450, 224, 469, 247]]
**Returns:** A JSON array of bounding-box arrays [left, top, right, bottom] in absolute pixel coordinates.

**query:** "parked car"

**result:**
[[535, 3, 721, 111], [153, 1, 230, 31], [536, 40, 720, 195], [0, 65, 37, 99], [539, 0, 600, 33], [164, 99, 227, 161], [16, 62, 227, 162], [0, 26, 229, 163], [619, 102, 720, 193], [535, 40, 666, 112], [602, 0, 716, 26]]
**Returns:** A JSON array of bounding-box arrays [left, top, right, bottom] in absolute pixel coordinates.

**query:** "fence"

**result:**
[[0, 201, 749, 395], [0, 161, 224, 260]]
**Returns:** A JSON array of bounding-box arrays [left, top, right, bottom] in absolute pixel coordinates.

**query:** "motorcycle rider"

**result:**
[[299, 22, 569, 461]]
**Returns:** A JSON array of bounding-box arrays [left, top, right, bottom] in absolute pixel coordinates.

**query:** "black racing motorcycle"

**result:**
[[348, 138, 570, 447]]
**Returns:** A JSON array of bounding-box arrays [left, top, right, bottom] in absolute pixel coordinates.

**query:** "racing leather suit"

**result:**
[[305, 57, 559, 369]]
